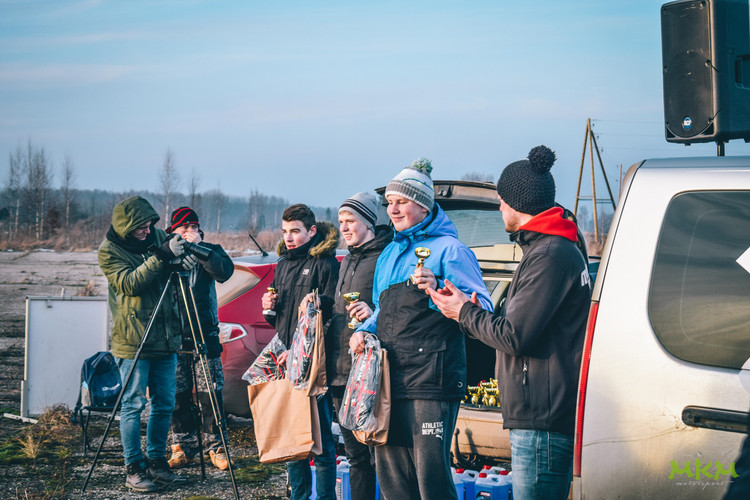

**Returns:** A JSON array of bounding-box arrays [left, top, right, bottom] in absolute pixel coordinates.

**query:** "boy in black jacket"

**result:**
[[164, 207, 235, 471], [261, 203, 340, 500]]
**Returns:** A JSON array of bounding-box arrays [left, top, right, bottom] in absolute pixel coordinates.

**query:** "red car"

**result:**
[[216, 252, 279, 417], [216, 250, 346, 417]]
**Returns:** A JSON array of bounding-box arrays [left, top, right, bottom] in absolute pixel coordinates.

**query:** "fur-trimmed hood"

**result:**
[[276, 220, 340, 258]]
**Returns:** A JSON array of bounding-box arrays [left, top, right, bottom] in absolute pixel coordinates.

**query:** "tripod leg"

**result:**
[[82, 273, 175, 494], [176, 273, 240, 500], [189, 353, 207, 480]]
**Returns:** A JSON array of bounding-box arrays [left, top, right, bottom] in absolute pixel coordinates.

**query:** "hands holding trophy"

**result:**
[[410, 247, 432, 287], [343, 292, 363, 329], [262, 287, 277, 316]]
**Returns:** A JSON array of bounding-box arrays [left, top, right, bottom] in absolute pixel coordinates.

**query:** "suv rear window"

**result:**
[[649, 191, 750, 369], [443, 208, 511, 247]]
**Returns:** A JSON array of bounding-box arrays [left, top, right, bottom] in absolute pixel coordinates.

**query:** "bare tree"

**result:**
[[159, 148, 181, 222], [215, 188, 224, 233], [461, 171, 496, 183], [62, 155, 76, 233], [204, 186, 224, 233], [5, 145, 23, 240], [188, 167, 200, 210], [24, 141, 52, 240], [248, 188, 267, 233]]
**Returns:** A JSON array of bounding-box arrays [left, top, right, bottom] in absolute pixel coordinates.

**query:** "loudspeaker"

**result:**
[[661, 0, 750, 143]]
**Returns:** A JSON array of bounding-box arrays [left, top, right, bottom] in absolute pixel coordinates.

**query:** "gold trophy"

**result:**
[[485, 387, 499, 407], [262, 287, 277, 316], [467, 385, 480, 405], [410, 247, 431, 284], [342, 292, 363, 329]]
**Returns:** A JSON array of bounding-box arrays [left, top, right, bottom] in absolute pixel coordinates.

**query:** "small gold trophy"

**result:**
[[410, 247, 431, 284], [262, 287, 277, 316], [342, 292, 362, 329], [468, 385, 480, 405], [485, 387, 499, 407]]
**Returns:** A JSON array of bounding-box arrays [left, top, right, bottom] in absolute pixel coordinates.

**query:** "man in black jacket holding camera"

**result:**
[[163, 207, 235, 472]]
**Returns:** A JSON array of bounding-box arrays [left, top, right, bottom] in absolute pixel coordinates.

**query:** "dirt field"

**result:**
[[0, 250, 288, 499]]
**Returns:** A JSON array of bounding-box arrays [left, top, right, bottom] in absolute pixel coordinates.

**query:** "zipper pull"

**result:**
[[523, 362, 528, 385]]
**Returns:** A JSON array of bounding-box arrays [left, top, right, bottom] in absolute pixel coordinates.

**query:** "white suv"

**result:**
[[573, 156, 750, 499]]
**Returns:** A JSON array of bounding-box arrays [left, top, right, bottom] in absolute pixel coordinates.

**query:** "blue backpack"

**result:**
[[73, 351, 122, 421]]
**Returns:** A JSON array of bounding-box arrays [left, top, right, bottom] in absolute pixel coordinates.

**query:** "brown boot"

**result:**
[[167, 444, 191, 469], [209, 448, 229, 471]]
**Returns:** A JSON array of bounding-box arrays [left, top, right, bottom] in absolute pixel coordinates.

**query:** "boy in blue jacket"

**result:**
[[350, 158, 492, 500]]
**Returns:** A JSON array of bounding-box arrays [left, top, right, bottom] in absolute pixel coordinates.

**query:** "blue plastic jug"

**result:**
[[488, 468, 512, 500], [474, 472, 511, 499], [452, 467, 466, 499], [310, 459, 317, 500], [460, 468, 479, 500], [335, 456, 351, 500]]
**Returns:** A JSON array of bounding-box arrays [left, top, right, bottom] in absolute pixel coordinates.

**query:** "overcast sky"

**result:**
[[2, 0, 748, 210]]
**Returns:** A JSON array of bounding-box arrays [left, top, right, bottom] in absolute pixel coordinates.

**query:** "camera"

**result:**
[[184, 240, 212, 260]]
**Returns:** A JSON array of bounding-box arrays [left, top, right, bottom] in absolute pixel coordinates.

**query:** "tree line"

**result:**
[[0, 141, 337, 251]]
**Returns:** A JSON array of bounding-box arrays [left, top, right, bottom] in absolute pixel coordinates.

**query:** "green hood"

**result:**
[[112, 196, 160, 240]]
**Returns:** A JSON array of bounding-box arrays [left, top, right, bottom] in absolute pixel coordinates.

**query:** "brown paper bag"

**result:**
[[291, 290, 327, 397], [353, 349, 391, 446], [305, 300, 327, 396], [248, 377, 322, 463]]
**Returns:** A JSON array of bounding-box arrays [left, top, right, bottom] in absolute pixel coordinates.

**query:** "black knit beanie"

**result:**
[[167, 206, 199, 233], [496, 145, 556, 215]]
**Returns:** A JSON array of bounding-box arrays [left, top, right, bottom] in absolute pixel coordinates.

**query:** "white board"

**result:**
[[22, 296, 109, 417]]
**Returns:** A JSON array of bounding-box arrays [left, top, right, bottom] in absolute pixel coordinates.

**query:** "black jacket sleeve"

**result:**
[[317, 255, 340, 324], [459, 251, 574, 357], [199, 242, 234, 284]]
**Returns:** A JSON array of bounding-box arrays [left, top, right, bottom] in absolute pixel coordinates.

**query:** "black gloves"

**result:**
[[155, 234, 185, 262]]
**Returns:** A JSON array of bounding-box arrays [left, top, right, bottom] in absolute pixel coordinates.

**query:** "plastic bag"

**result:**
[[242, 334, 287, 386], [339, 335, 382, 432], [287, 297, 321, 390]]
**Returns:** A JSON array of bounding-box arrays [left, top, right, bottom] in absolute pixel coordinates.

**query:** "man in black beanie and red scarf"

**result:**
[[428, 146, 592, 500]]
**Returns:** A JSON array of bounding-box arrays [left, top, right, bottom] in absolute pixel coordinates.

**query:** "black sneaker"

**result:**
[[147, 456, 189, 486], [126, 460, 159, 493]]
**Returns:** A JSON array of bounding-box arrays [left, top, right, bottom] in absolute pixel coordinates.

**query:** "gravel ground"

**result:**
[[0, 250, 289, 499]]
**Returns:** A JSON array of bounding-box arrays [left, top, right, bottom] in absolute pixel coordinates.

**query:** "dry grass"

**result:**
[[17, 429, 43, 466], [0, 229, 284, 255], [75, 281, 98, 296], [205, 229, 281, 255]]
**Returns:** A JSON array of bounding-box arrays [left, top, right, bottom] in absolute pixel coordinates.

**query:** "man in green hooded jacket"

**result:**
[[98, 195, 190, 493]]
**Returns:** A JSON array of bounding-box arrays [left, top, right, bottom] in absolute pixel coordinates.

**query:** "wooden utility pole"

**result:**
[[574, 118, 617, 242]]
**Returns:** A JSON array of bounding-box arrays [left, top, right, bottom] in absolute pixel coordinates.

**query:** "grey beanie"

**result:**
[[339, 192, 378, 231], [384, 157, 435, 211], [496, 145, 556, 215]]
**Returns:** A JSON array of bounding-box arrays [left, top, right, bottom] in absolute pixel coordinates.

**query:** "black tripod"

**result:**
[[174, 269, 239, 496], [81, 270, 240, 500]]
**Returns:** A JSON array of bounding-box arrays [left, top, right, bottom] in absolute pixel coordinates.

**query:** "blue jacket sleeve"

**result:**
[[437, 244, 493, 313]]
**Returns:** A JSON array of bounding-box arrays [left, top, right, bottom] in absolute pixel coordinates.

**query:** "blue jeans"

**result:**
[[117, 355, 177, 465], [509, 429, 573, 500], [287, 392, 336, 500]]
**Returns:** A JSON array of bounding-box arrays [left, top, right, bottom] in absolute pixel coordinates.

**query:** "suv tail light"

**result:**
[[574, 300, 599, 477], [218, 322, 248, 344]]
